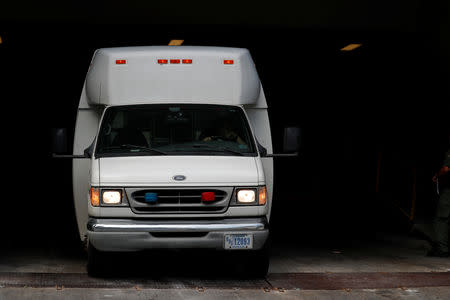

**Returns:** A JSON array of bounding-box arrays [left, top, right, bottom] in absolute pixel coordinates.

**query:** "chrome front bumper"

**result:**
[[87, 217, 269, 252]]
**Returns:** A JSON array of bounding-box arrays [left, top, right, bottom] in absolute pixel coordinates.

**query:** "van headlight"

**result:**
[[102, 190, 122, 205], [237, 189, 256, 203], [234, 186, 266, 206]]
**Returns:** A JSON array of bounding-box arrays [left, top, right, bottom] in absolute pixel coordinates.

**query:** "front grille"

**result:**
[[125, 187, 233, 214]]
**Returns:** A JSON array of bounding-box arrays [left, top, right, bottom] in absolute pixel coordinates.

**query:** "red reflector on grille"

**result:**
[[115, 59, 126, 64], [182, 59, 192, 64], [224, 59, 234, 65], [201, 192, 215, 202], [170, 59, 180, 64], [157, 59, 168, 64]]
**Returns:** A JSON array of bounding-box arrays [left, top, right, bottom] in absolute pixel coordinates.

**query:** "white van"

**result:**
[[53, 46, 299, 276]]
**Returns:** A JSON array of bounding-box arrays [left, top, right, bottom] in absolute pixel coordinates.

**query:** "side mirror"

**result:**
[[283, 127, 301, 153], [260, 127, 302, 158], [52, 129, 90, 159], [52, 128, 68, 154]]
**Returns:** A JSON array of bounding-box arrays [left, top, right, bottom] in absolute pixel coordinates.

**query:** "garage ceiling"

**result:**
[[0, 0, 436, 32]]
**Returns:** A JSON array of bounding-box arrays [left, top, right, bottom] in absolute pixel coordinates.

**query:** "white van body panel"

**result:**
[[72, 87, 101, 239], [97, 156, 260, 186], [73, 46, 273, 241], [86, 46, 261, 107], [244, 104, 273, 220], [88, 205, 269, 220]]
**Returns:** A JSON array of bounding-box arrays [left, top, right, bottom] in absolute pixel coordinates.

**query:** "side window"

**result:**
[[109, 111, 124, 146]]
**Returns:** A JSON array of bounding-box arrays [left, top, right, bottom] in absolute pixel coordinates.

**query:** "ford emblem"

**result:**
[[173, 175, 186, 181]]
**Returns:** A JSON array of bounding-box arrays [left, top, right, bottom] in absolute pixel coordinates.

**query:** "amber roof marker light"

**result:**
[[340, 43, 362, 51], [168, 40, 184, 46]]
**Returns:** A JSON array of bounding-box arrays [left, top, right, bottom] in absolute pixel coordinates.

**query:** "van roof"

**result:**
[[85, 46, 261, 107], [96, 46, 249, 56]]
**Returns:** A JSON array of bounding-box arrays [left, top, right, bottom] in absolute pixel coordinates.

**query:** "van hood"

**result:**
[[97, 156, 260, 186]]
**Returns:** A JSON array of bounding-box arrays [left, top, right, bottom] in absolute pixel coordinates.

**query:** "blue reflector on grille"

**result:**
[[145, 192, 158, 203]]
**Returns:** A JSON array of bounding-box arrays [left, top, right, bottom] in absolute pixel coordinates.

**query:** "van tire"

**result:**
[[87, 242, 103, 277], [234, 238, 270, 278], [245, 247, 270, 278]]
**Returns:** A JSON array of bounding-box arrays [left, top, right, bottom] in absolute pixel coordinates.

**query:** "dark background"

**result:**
[[0, 0, 448, 249]]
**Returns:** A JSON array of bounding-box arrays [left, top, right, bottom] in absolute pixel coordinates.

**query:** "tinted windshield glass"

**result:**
[[96, 104, 256, 157]]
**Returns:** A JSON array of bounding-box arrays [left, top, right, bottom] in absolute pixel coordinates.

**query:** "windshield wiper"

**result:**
[[191, 144, 244, 156], [102, 144, 167, 155]]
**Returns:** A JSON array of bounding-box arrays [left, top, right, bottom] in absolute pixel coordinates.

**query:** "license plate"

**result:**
[[224, 234, 253, 250]]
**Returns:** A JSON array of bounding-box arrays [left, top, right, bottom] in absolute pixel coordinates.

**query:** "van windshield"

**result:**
[[95, 104, 256, 157]]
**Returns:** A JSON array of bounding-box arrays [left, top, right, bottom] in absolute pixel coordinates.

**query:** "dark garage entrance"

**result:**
[[0, 1, 449, 296]]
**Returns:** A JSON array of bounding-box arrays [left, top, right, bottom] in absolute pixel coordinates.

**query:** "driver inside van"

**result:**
[[202, 120, 246, 145]]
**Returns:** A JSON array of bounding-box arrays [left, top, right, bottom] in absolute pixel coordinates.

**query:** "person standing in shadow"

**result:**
[[428, 132, 450, 257]]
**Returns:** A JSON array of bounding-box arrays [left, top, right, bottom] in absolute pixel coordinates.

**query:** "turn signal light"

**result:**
[[90, 187, 100, 207], [258, 186, 267, 205], [201, 192, 215, 202]]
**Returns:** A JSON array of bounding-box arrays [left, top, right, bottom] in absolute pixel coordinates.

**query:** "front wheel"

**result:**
[[87, 241, 104, 277], [233, 238, 270, 278], [245, 246, 270, 278]]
